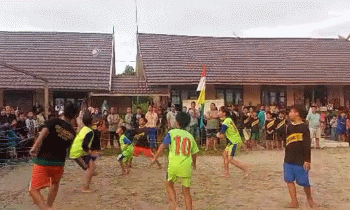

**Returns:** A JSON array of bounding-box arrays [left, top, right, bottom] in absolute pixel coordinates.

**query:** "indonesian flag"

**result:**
[[197, 65, 207, 129], [197, 65, 207, 105]]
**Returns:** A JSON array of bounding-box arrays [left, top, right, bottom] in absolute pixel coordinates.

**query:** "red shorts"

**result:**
[[134, 146, 154, 157], [30, 164, 64, 190]]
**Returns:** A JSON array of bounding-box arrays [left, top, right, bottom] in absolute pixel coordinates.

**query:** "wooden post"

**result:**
[[44, 82, 49, 119], [0, 89, 3, 108]]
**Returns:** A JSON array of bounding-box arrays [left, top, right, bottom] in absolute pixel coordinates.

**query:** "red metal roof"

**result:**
[[138, 33, 350, 85], [0, 31, 113, 90]]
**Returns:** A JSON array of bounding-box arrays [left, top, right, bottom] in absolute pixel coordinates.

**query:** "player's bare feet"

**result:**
[[121, 170, 128, 176], [244, 170, 250, 179], [81, 188, 91, 193], [307, 198, 316, 209], [126, 168, 131, 174], [286, 202, 299, 208], [224, 172, 230, 179]]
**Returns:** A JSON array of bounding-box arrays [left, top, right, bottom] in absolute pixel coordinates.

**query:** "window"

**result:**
[[171, 90, 181, 105], [171, 88, 198, 106], [188, 90, 198, 100], [181, 90, 188, 101], [226, 89, 234, 104], [217, 89, 225, 100], [216, 87, 243, 106], [261, 86, 286, 106]]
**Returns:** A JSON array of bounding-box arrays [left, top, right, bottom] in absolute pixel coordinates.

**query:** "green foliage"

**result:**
[[132, 102, 150, 114], [122, 65, 136, 76], [131, 96, 153, 113]]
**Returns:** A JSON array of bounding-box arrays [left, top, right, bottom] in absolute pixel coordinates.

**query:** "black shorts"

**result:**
[[74, 155, 98, 170], [276, 132, 286, 141], [206, 129, 219, 138]]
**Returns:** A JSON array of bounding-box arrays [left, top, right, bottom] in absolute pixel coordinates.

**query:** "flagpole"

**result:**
[[135, 0, 138, 33], [197, 65, 207, 146]]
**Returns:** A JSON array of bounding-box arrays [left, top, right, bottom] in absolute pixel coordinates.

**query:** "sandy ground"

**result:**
[[1, 148, 350, 210]]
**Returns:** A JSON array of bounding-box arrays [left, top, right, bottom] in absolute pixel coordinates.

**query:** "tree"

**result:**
[[122, 65, 136, 76]]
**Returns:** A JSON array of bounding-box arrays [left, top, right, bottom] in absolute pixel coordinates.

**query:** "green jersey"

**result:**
[[119, 134, 134, 157], [222, 117, 242, 144], [163, 129, 199, 177]]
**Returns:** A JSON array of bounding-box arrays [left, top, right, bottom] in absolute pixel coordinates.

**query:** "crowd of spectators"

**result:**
[[0, 104, 50, 161], [3, 100, 348, 164]]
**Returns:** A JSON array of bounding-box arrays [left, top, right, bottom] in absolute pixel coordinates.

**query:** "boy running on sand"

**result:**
[[70, 113, 97, 192], [117, 126, 134, 175], [284, 106, 316, 208], [29, 103, 77, 210], [218, 107, 249, 179], [151, 112, 199, 210], [133, 117, 161, 168]]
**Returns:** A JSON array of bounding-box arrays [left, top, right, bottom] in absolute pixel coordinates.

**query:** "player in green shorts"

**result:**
[[117, 126, 134, 175], [219, 107, 249, 179], [152, 112, 199, 210]]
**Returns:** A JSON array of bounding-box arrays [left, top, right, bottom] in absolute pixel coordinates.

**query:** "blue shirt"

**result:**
[[258, 111, 266, 127]]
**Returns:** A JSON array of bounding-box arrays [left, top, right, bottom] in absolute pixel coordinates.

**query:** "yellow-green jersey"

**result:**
[[119, 134, 134, 157], [221, 117, 242, 145], [70, 126, 94, 159], [163, 129, 199, 178]]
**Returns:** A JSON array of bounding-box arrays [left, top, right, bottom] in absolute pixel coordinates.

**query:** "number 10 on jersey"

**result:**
[[174, 136, 191, 156]]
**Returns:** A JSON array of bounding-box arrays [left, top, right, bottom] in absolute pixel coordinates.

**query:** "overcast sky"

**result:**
[[1, 0, 350, 74]]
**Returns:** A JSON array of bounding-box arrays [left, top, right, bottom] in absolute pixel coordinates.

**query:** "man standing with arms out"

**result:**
[[167, 104, 177, 130], [107, 107, 120, 149], [306, 106, 321, 149], [284, 106, 315, 208], [145, 105, 159, 149], [188, 101, 200, 142], [29, 103, 77, 210]]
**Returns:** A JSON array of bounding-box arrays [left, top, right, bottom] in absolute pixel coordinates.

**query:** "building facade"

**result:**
[[136, 33, 350, 110], [0, 31, 113, 112], [2, 31, 350, 113]]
